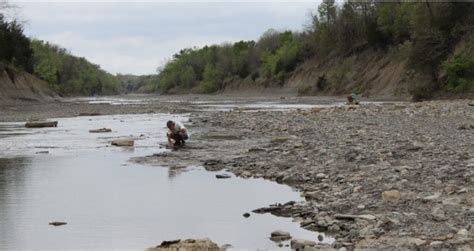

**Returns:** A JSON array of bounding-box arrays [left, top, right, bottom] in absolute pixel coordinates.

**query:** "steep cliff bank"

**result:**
[[0, 64, 57, 104]]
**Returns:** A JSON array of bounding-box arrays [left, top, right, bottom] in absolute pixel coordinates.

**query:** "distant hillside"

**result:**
[[154, 1, 474, 100], [31, 40, 120, 96], [1, 10, 122, 101], [116, 74, 158, 93]]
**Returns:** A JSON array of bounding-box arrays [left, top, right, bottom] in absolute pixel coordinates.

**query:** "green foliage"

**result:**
[[201, 64, 222, 93], [154, 1, 474, 96], [442, 55, 474, 92], [0, 15, 33, 72], [157, 31, 304, 93], [31, 40, 120, 96], [117, 74, 159, 93]]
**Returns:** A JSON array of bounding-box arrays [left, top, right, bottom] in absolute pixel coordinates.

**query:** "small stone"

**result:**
[[216, 174, 231, 179], [442, 197, 461, 206], [89, 128, 112, 133], [271, 136, 293, 143], [291, 239, 317, 249], [241, 171, 252, 178], [457, 229, 469, 236], [422, 192, 441, 201], [111, 139, 134, 147], [316, 173, 327, 179], [49, 221, 67, 226], [318, 234, 324, 241], [430, 241, 444, 247], [382, 190, 401, 202], [270, 230, 292, 242], [431, 207, 446, 220], [243, 213, 250, 218], [271, 230, 291, 237]]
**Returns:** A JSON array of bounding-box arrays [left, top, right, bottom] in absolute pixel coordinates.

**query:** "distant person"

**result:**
[[167, 120, 188, 148], [346, 92, 360, 105]]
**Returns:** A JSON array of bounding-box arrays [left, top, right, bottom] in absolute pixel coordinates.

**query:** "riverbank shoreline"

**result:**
[[134, 98, 474, 250], [1, 95, 473, 250]]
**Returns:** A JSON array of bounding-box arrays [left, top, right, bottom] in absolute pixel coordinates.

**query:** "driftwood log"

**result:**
[[25, 121, 58, 128], [89, 128, 112, 133]]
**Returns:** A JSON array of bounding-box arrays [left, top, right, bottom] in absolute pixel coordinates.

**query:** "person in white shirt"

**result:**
[[166, 120, 188, 148]]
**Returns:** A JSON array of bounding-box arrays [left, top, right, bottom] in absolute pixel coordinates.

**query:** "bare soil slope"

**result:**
[[0, 64, 57, 104]]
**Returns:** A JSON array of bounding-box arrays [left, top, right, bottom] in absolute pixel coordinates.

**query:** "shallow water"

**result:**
[[0, 113, 329, 250]]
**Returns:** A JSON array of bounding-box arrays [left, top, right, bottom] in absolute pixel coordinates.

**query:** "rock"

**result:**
[[318, 234, 324, 242], [49, 221, 67, 226], [216, 174, 231, 179], [271, 136, 293, 143], [431, 207, 446, 220], [458, 124, 474, 130], [334, 214, 376, 221], [111, 139, 134, 147], [78, 112, 102, 116], [25, 121, 58, 128], [270, 230, 292, 242], [271, 230, 291, 237], [429, 241, 443, 247], [422, 192, 441, 201], [291, 239, 317, 250], [149, 238, 223, 250], [89, 128, 112, 133], [243, 213, 250, 218], [442, 197, 461, 206], [457, 229, 469, 236], [316, 173, 327, 179], [241, 171, 252, 178], [382, 190, 401, 202], [36, 151, 49, 154]]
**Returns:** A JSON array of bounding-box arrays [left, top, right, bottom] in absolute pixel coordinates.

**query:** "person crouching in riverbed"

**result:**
[[167, 120, 189, 149]]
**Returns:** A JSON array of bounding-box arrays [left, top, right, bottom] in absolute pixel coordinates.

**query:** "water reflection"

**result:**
[[0, 157, 30, 247], [0, 113, 328, 250]]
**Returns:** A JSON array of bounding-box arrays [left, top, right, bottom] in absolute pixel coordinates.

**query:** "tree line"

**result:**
[[156, 1, 474, 97], [0, 4, 120, 96]]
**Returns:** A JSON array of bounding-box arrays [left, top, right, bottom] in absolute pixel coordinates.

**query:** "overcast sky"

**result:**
[[12, 1, 317, 75]]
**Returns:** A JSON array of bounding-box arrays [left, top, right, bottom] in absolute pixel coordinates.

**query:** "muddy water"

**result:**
[[0, 113, 328, 250]]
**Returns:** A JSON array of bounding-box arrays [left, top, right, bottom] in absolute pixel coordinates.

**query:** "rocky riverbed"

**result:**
[[134, 99, 474, 250]]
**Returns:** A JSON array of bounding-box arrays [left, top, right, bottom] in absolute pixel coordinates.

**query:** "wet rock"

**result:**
[[149, 238, 224, 250], [89, 128, 112, 133], [25, 121, 58, 128], [78, 112, 102, 116], [49, 221, 67, 226], [291, 239, 317, 250], [241, 171, 252, 178], [270, 230, 292, 242], [215, 174, 231, 179], [111, 139, 134, 147], [334, 214, 376, 221], [382, 190, 401, 202]]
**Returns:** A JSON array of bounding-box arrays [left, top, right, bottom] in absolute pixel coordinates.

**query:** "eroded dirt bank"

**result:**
[[134, 99, 474, 250]]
